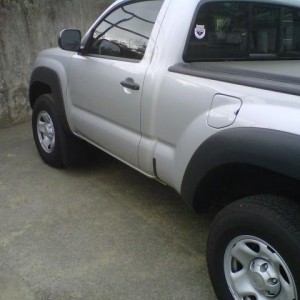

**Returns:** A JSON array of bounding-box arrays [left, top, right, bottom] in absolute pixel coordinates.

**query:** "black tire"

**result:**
[[207, 195, 300, 300], [32, 94, 89, 168]]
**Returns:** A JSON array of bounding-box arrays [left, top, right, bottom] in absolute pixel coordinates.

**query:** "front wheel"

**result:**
[[207, 195, 299, 300], [32, 94, 90, 168], [32, 94, 64, 167]]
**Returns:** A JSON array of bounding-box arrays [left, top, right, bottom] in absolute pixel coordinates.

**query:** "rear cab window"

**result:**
[[183, 1, 300, 62]]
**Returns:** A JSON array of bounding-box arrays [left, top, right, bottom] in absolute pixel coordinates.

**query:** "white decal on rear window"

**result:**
[[194, 25, 206, 39]]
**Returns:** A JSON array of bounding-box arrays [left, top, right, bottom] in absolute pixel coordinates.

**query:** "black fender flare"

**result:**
[[29, 67, 71, 133], [181, 127, 300, 209]]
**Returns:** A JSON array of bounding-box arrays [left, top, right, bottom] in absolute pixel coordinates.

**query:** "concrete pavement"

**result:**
[[0, 122, 216, 300]]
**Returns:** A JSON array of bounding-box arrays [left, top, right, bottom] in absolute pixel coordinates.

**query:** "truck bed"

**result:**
[[169, 60, 300, 96]]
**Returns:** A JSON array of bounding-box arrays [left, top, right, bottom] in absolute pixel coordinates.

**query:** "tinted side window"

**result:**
[[88, 0, 163, 60], [184, 1, 300, 61]]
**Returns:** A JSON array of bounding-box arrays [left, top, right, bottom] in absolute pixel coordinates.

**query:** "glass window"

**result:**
[[281, 7, 300, 57], [250, 5, 280, 57], [88, 0, 163, 60], [184, 1, 300, 62]]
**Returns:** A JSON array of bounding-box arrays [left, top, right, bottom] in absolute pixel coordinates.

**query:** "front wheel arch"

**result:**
[[29, 66, 72, 135]]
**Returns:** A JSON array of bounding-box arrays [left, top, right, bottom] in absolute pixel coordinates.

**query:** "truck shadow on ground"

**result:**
[[0, 123, 216, 300]]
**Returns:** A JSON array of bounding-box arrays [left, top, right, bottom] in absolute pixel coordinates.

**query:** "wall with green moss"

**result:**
[[0, 0, 113, 128]]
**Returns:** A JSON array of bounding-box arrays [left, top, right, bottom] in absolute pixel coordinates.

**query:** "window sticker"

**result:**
[[194, 24, 206, 39]]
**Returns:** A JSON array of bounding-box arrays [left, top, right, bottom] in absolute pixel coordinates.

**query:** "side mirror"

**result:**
[[98, 39, 121, 56], [58, 29, 81, 51]]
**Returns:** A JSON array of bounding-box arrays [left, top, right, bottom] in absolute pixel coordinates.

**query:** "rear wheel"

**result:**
[[207, 195, 299, 300]]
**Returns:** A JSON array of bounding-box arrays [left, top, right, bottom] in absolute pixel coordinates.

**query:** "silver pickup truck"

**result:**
[[29, 0, 300, 299]]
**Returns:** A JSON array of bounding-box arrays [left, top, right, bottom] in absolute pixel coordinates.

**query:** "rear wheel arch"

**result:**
[[181, 128, 300, 211]]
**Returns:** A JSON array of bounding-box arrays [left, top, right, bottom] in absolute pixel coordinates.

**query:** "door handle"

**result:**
[[120, 78, 140, 91]]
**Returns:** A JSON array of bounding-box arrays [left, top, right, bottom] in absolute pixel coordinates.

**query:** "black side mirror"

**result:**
[[98, 39, 121, 56], [58, 29, 81, 52]]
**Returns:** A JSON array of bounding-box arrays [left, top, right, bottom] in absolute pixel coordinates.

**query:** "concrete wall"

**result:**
[[0, 0, 113, 128]]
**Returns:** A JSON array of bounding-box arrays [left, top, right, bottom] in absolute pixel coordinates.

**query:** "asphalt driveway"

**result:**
[[0, 122, 216, 300]]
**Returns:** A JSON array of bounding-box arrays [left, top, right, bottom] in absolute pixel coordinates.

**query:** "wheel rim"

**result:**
[[36, 111, 56, 153], [224, 235, 297, 300]]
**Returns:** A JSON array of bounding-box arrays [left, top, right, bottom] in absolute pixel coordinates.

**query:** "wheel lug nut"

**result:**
[[260, 263, 269, 272], [267, 278, 279, 286]]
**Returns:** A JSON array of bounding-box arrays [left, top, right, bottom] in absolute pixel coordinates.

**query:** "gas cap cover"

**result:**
[[208, 94, 242, 129]]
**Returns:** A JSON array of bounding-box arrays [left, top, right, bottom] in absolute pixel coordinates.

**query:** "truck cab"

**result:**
[[29, 1, 300, 299]]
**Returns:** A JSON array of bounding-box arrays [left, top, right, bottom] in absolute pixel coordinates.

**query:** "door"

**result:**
[[67, 0, 163, 167]]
